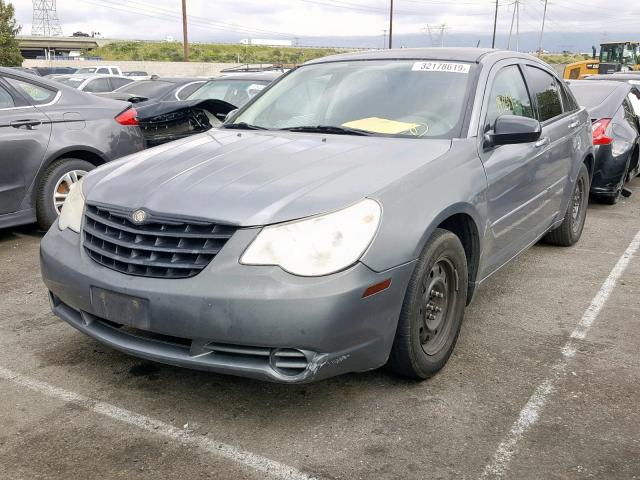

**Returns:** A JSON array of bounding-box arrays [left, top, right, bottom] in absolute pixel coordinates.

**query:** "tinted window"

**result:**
[[115, 79, 173, 97], [0, 84, 15, 108], [5, 78, 57, 105], [188, 79, 269, 107], [484, 65, 534, 132], [84, 78, 111, 93], [526, 67, 563, 122], [176, 81, 205, 100], [110, 77, 133, 89], [96, 68, 110, 74], [558, 81, 578, 111]]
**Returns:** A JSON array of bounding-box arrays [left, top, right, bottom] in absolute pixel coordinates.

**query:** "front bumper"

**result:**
[[40, 225, 415, 383]]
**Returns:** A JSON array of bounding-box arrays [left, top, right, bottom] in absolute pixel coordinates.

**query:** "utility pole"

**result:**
[[388, 0, 394, 49], [181, 0, 189, 61], [507, 0, 520, 51], [537, 0, 548, 56], [491, 0, 498, 48]]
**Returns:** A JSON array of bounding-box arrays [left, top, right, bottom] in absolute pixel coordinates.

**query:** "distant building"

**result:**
[[239, 38, 293, 47]]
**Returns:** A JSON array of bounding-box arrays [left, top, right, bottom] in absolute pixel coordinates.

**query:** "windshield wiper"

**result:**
[[222, 122, 268, 130], [279, 125, 372, 136]]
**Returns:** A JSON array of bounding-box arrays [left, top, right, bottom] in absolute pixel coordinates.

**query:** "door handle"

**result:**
[[535, 137, 550, 148], [10, 119, 42, 129], [568, 120, 581, 129]]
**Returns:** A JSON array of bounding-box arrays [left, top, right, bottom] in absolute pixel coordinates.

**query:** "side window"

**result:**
[[558, 80, 578, 112], [96, 68, 109, 74], [84, 78, 112, 93], [0, 84, 15, 108], [4, 77, 57, 105], [110, 77, 132, 89], [525, 66, 563, 122], [484, 65, 534, 133], [176, 82, 205, 99]]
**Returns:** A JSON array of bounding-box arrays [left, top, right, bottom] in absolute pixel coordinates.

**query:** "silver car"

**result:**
[[40, 48, 593, 383]]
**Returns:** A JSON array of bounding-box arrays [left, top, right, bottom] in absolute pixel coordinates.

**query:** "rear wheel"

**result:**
[[387, 229, 468, 379], [36, 158, 94, 230], [545, 163, 589, 246]]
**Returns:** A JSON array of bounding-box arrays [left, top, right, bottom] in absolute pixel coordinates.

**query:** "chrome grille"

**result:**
[[83, 204, 236, 279]]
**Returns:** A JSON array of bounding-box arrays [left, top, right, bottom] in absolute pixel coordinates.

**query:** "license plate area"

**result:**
[[90, 287, 150, 330]]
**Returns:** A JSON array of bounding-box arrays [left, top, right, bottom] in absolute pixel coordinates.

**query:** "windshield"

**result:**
[[56, 77, 85, 88], [115, 80, 173, 96], [187, 79, 270, 106], [600, 43, 639, 65], [231, 60, 473, 138]]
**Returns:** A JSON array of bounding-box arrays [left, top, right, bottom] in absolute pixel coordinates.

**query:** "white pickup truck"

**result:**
[[74, 65, 123, 76]]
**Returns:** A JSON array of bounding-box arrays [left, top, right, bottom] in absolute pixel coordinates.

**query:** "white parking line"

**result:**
[[481, 228, 640, 479], [0, 366, 316, 480]]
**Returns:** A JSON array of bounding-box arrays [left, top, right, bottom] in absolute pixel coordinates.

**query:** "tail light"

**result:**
[[115, 108, 139, 126], [592, 118, 612, 145]]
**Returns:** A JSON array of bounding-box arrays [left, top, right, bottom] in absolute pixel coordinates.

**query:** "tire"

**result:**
[[387, 228, 468, 379], [35, 158, 94, 230], [544, 163, 590, 246]]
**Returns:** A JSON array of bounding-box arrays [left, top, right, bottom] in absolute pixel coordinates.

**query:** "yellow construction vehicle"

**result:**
[[563, 41, 640, 79]]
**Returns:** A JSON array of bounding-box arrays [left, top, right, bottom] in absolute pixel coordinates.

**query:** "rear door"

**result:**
[[524, 66, 580, 221], [0, 77, 54, 215]]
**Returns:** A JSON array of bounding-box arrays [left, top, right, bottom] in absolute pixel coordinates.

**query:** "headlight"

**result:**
[[58, 177, 86, 233], [240, 199, 381, 276]]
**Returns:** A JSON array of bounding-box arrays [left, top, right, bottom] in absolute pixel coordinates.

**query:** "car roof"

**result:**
[[143, 77, 205, 84], [302, 47, 539, 66]]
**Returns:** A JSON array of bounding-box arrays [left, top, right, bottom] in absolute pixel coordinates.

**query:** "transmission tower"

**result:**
[[32, 0, 63, 37], [424, 24, 447, 47]]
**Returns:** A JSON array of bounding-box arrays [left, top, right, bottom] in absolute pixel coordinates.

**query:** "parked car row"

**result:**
[[39, 48, 597, 384]]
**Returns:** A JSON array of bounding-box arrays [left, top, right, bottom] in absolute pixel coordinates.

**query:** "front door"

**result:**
[[478, 62, 549, 273]]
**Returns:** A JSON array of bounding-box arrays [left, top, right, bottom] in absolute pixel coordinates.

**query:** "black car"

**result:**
[[568, 80, 640, 203], [133, 72, 282, 146], [95, 76, 207, 105], [0, 68, 145, 230]]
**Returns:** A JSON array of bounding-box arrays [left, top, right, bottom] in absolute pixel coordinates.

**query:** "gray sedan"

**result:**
[[40, 48, 594, 383], [0, 68, 145, 230]]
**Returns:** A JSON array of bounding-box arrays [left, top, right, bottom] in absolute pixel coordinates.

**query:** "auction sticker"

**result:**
[[412, 62, 470, 73]]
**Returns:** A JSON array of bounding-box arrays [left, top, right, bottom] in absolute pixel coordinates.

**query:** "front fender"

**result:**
[[361, 139, 488, 273]]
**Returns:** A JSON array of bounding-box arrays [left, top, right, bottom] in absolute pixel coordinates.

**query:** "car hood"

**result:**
[[84, 130, 452, 226]]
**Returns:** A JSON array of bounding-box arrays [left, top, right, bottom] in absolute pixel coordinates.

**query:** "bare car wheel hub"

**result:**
[[53, 170, 87, 215]]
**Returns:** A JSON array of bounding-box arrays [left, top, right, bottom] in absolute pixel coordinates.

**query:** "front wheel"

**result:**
[[387, 229, 468, 379], [544, 163, 590, 246]]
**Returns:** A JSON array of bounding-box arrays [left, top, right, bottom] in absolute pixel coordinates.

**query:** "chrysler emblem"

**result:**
[[131, 209, 147, 224]]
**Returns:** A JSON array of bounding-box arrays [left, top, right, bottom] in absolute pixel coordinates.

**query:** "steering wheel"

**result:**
[[401, 111, 455, 136]]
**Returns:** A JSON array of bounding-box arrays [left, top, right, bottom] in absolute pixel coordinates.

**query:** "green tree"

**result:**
[[0, 0, 23, 67]]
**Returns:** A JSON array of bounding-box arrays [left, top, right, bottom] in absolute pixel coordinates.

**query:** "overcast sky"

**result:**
[[10, 0, 640, 46]]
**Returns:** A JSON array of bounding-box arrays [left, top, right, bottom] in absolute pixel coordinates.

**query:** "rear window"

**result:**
[[568, 83, 618, 109], [115, 79, 173, 96], [5, 78, 57, 105], [76, 67, 97, 74], [57, 77, 85, 88]]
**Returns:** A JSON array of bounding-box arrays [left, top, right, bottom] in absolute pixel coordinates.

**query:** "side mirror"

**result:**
[[224, 109, 239, 123], [484, 115, 542, 149]]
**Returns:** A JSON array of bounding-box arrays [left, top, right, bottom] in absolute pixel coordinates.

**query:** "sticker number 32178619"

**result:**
[[411, 62, 471, 73]]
